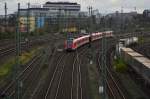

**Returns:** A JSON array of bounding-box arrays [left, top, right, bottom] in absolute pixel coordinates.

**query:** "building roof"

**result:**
[[20, 8, 49, 11], [143, 9, 150, 12], [45, 2, 78, 5]]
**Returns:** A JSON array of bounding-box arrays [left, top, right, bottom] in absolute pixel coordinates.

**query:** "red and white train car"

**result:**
[[65, 31, 113, 51]]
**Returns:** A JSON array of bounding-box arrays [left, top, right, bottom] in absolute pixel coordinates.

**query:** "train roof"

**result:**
[[128, 52, 143, 57], [122, 47, 150, 69], [92, 32, 102, 36], [134, 57, 150, 69], [105, 31, 113, 33], [134, 57, 150, 64], [121, 47, 134, 52], [73, 31, 112, 42], [74, 35, 90, 42], [143, 63, 150, 69]]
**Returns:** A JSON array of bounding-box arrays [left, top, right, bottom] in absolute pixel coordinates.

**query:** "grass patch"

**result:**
[[0, 48, 41, 78], [138, 37, 144, 44], [113, 58, 127, 73], [0, 58, 15, 78]]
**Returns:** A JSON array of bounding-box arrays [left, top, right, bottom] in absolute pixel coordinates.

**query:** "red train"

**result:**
[[65, 31, 113, 51]]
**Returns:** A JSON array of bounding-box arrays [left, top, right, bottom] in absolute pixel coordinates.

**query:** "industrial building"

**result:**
[[143, 10, 150, 17], [18, 2, 81, 32]]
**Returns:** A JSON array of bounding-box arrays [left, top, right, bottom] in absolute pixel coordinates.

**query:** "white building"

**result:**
[[43, 2, 81, 17]]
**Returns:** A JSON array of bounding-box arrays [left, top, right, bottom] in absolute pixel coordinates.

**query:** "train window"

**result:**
[[82, 39, 84, 42], [79, 40, 81, 43], [78, 40, 80, 44]]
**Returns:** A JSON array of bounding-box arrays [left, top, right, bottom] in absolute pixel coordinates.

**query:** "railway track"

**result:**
[[0, 51, 45, 98], [0, 41, 40, 59], [21, 46, 53, 99], [32, 44, 89, 99], [55, 48, 87, 99], [97, 51, 126, 99], [94, 35, 128, 99], [0, 33, 65, 98], [0, 40, 14, 47], [107, 48, 126, 99], [70, 50, 87, 99], [31, 50, 69, 99], [0, 33, 65, 59], [0, 47, 15, 57], [44, 53, 68, 99], [106, 67, 126, 99]]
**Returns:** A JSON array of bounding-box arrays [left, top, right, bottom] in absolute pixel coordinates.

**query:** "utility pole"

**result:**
[[87, 6, 93, 47], [15, 3, 22, 99], [134, 6, 137, 37], [87, 6, 93, 65], [4, 2, 7, 32], [27, 3, 30, 34], [26, 3, 30, 50], [121, 6, 123, 33], [101, 32, 107, 99], [100, 13, 108, 99], [58, 7, 61, 33], [65, 10, 68, 33]]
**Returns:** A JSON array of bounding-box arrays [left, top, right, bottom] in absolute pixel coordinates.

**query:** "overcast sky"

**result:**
[[0, 0, 149, 15]]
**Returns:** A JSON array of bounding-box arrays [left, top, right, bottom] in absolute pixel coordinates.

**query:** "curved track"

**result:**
[[96, 37, 128, 99]]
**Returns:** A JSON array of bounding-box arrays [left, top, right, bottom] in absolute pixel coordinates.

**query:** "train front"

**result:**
[[64, 28, 77, 51], [65, 37, 75, 51]]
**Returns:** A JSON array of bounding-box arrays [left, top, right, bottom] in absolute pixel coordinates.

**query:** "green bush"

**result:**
[[113, 58, 127, 73], [138, 37, 144, 44]]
